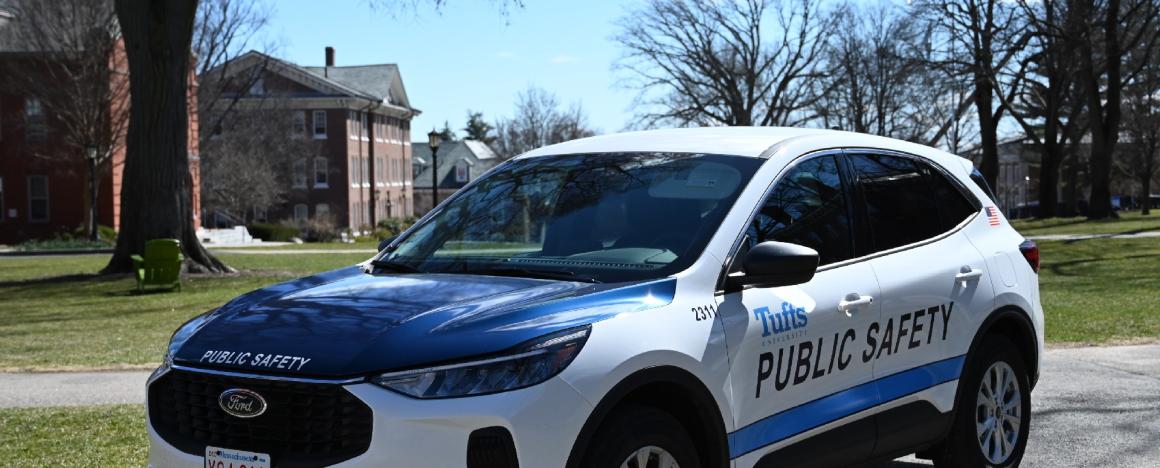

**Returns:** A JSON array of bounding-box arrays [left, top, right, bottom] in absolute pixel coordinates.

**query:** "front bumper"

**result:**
[[147, 372, 593, 467]]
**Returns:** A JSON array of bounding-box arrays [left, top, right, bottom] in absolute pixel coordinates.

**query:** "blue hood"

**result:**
[[172, 266, 675, 378]]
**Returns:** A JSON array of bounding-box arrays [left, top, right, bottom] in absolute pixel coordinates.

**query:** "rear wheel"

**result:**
[[935, 336, 1031, 468], [582, 405, 701, 468]]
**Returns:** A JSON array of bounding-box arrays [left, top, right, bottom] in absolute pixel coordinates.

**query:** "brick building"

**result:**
[[0, 3, 201, 245], [206, 48, 419, 230]]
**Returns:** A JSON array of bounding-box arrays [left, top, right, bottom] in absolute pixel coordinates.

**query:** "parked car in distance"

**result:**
[[148, 127, 1043, 468]]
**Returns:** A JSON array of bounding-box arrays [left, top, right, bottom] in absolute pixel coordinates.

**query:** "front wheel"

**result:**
[[581, 405, 702, 468], [935, 336, 1031, 468]]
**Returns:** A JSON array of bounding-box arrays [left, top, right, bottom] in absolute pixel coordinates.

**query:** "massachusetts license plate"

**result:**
[[204, 446, 270, 468]]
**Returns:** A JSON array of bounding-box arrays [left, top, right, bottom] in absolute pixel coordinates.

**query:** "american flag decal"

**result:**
[[985, 206, 1001, 226]]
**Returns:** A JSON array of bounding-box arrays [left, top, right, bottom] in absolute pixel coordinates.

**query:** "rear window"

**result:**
[[919, 163, 979, 231]]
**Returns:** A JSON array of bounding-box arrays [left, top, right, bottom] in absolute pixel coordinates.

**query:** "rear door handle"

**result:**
[[838, 293, 873, 315], [956, 266, 983, 282]]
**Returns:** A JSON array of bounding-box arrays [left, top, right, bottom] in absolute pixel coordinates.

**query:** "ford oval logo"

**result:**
[[218, 388, 267, 418]]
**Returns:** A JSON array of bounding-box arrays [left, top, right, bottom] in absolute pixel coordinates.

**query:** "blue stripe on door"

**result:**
[[728, 355, 966, 459]]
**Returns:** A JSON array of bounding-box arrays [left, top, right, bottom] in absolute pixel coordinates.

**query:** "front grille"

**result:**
[[148, 368, 373, 468]]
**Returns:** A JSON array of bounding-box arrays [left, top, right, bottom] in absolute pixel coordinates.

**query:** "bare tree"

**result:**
[[1073, 0, 1160, 219], [614, 0, 834, 128], [193, 0, 274, 149], [107, 0, 231, 273], [815, 1, 954, 142], [915, 0, 1030, 189], [200, 106, 322, 224], [1121, 37, 1160, 215], [492, 86, 597, 158], [0, 0, 127, 241]]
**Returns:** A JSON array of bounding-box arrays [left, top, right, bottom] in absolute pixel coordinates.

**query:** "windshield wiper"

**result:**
[[370, 259, 423, 273], [466, 267, 601, 283]]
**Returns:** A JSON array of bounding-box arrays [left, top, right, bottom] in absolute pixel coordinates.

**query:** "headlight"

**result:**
[[371, 326, 590, 399]]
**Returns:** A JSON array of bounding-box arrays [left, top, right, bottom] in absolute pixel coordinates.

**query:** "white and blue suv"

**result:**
[[148, 127, 1043, 468]]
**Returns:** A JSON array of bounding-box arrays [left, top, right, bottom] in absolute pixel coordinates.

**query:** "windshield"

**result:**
[[376, 152, 763, 283]]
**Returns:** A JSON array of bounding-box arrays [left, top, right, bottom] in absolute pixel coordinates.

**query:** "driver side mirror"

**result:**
[[726, 241, 819, 291], [377, 235, 398, 252]]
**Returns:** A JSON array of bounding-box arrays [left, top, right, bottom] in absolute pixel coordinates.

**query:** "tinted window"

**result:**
[[850, 154, 941, 252], [969, 168, 998, 204], [919, 163, 978, 230], [747, 155, 853, 265]]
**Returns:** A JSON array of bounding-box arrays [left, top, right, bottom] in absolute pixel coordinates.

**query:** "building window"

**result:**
[[292, 111, 306, 135], [252, 206, 267, 222], [315, 203, 329, 220], [293, 159, 307, 188], [248, 77, 265, 96], [376, 156, 384, 185], [27, 175, 48, 222], [314, 157, 328, 188], [456, 163, 469, 183], [25, 97, 46, 141], [312, 110, 327, 139], [350, 156, 358, 186], [293, 204, 308, 221], [360, 113, 369, 141], [349, 111, 358, 140]]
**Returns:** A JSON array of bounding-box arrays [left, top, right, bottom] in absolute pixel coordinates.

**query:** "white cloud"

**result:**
[[550, 54, 579, 64]]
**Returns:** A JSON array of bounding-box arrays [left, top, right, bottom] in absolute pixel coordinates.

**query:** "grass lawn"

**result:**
[[0, 404, 146, 467], [215, 240, 379, 251], [0, 252, 371, 371], [1037, 237, 1160, 343], [1011, 210, 1160, 236], [0, 235, 1156, 371]]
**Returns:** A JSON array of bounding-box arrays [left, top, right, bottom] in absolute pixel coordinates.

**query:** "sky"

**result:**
[[270, 0, 641, 139]]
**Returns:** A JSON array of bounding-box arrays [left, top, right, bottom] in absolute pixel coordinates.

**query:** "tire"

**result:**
[[580, 405, 702, 468], [934, 335, 1032, 468]]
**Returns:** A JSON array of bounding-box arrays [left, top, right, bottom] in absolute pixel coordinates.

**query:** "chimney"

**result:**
[[325, 47, 335, 67]]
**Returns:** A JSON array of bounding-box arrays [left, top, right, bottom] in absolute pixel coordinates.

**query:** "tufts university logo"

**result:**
[[218, 388, 267, 418]]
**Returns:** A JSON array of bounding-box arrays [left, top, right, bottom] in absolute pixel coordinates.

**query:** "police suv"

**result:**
[[148, 127, 1043, 468]]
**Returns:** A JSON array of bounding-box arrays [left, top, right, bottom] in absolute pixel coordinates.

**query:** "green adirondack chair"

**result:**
[[131, 239, 184, 292]]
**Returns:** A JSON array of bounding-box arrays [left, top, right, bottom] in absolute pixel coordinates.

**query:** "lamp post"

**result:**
[[427, 129, 442, 212], [85, 145, 99, 241]]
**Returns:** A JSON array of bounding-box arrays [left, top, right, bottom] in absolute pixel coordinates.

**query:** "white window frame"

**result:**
[[293, 204, 308, 221], [293, 159, 307, 189], [27, 175, 48, 222], [455, 163, 469, 183], [312, 110, 327, 139], [314, 157, 329, 188], [292, 111, 306, 136]]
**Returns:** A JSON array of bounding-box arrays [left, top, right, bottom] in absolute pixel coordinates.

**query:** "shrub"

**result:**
[[247, 222, 298, 242], [299, 218, 339, 242], [16, 238, 111, 251], [374, 216, 419, 240]]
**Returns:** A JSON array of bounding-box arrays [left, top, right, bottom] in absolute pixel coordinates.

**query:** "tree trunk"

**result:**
[[104, 0, 231, 274], [1143, 172, 1153, 216], [1037, 143, 1062, 219], [974, 83, 1000, 190]]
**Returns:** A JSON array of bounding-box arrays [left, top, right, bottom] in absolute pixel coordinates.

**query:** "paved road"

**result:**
[[2, 345, 1158, 467]]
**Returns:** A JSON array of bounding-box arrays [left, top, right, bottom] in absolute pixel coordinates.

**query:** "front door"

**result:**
[[717, 153, 881, 467]]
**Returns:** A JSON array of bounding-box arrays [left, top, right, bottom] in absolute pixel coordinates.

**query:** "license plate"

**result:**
[[204, 446, 270, 468]]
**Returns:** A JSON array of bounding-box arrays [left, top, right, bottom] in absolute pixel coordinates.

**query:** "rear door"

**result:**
[[845, 151, 995, 455], [717, 153, 881, 467]]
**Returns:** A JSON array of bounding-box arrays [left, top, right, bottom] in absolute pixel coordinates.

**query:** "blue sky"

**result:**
[[271, 0, 640, 138]]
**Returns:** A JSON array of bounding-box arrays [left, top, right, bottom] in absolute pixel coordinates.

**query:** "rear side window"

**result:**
[[747, 154, 853, 265], [969, 168, 998, 204], [849, 154, 941, 252], [919, 163, 978, 230]]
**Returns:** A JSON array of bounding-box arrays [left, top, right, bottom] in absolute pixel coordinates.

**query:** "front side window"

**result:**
[[850, 153, 942, 252], [27, 175, 48, 221], [746, 154, 853, 266], [379, 152, 763, 283]]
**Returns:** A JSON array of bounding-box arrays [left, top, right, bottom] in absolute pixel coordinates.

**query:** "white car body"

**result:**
[[148, 127, 1043, 468]]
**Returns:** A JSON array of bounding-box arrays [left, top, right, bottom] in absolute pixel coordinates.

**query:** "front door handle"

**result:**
[[838, 293, 873, 315], [956, 266, 984, 282]]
